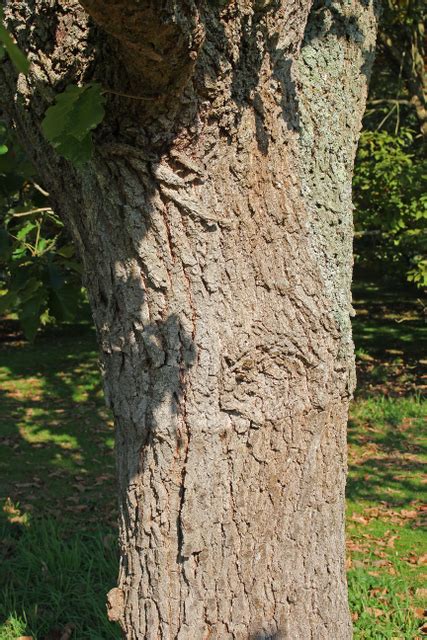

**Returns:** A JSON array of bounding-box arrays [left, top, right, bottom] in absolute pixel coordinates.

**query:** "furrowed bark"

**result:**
[[0, 1, 377, 637]]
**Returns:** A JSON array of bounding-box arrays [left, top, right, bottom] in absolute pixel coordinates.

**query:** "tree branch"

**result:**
[[77, 0, 205, 92]]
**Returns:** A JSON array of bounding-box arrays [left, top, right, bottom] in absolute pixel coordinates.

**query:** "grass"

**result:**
[[0, 280, 426, 639], [0, 322, 120, 639], [346, 395, 426, 639], [0, 518, 119, 639], [348, 279, 426, 639]]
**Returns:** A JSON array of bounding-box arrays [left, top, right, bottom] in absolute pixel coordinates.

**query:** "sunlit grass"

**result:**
[[347, 394, 426, 639]]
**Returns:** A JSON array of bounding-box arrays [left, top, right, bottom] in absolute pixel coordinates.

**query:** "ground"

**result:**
[[0, 279, 426, 639]]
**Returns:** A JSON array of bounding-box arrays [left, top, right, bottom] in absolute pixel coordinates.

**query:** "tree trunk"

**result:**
[[0, 1, 377, 637]]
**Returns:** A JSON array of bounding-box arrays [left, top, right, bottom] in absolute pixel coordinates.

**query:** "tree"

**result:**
[[353, 0, 426, 288], [0, 1, 378, 638]]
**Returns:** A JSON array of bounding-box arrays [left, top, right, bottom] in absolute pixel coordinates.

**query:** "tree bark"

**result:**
[[0, 1, 377, 638]]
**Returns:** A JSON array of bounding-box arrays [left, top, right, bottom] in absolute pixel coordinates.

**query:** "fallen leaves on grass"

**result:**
[[350, 504, 425, 527], [366, 607, 386, 617], [3, 497, 28, 524], [352, 514, 369, 525], [346, 540, 370, 553], [405, 553, 427, 566]]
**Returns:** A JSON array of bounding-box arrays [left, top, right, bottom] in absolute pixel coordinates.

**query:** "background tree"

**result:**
[[0, 1, 377, 638], [353, 0, 426, 288]]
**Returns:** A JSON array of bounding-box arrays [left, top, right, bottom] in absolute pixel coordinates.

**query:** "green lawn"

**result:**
[[0, 282, 426, 639], [0, 324, 119, 639]]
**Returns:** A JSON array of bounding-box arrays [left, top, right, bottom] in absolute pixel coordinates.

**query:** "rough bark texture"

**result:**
[[0, 1, 377, 638]]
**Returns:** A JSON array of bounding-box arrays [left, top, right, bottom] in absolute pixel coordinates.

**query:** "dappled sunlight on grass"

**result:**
[[347, 397, 426, 506], [346, 394, 426, 638], [0, 325, 117, 528]]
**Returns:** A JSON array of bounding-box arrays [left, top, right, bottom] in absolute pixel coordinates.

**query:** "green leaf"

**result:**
[[41, 85, 85, 142], [16, 221, 36, 241], [41, 83, 105, 167], [0, 144, 8, 155], [0, 10, 30, 75], [47, 263, 65, 290], [49, 284, 80, 322], [67, 84, 106, 141], [53, 133, 93, 168], [56, 244, 75, 258], [18, 287, 47, 341], [10, 267, 39, 294], [16, 277, 43, 303], [0, 290, 18, 314]]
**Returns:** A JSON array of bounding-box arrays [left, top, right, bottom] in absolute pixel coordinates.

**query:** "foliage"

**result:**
[[0, 124, 85, 341], [2, 10, 105, 167], [353, 127, 426, 286], [352, 0, 426, 288], [41, 83, 105, 167], [0, 12, 90, 340]]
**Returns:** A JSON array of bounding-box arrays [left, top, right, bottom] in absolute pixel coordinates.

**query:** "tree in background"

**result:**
[[0, 1, 377, 637], [353, 0, 426, 287]]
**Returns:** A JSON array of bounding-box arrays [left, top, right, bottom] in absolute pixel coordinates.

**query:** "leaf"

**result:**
[[366, 607, 385, 618], [41, 85, 85, 141], [0, 10, 30, 74], [48, 283, 80, 322], [47, 262, 65, 290], [14, 276, 42, 300], [41, 83, 105, 167], [9, 279, 47, 342], [0, 290, 18, 314], [16, 221, 36, 241], [18, 287, 47, 341], [53, 133, 93, 168], [57, 243, 75, 258], [351, 513, 369, 525], [67, 84, 106, 141], [0, 144, 8, 155]]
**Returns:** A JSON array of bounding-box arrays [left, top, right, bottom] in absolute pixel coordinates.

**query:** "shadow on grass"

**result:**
[[0, 322, 120, 638], [352, 276, 426, 398], [346, 397, 426, 506], [0, 321, 117, 526], [346, 454, 425, 505]]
